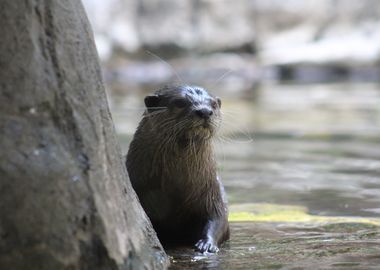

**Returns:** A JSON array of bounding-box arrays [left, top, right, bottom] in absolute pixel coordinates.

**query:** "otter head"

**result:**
[[144, 85, 222, 142]]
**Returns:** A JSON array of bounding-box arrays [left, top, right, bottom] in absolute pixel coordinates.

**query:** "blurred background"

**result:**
[[82, 0, 380, 218]]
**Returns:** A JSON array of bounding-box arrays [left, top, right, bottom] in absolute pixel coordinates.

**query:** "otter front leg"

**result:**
[[195, 218, 227, 253]]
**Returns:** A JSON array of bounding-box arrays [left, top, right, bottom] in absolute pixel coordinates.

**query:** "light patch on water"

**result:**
[[363, 208, 380, 214], [191, 255, 208, 262], [229, 203, 380, 225]]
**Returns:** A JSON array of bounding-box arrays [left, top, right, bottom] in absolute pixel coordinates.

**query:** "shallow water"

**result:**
[[220, 136, 380, 218], [167, 222, 380, 270], [113, 82, 380, 269]]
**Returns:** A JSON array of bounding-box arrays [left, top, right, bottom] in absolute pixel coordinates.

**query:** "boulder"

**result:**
[[0, 1, 168, 269]]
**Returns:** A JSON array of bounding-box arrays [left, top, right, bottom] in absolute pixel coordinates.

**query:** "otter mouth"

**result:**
[[197, 116, 212, 126], [194, 119, 213, 131], [191, 123, 214, 139], [175, 118, 216, 143], [178, 126, 212, 146], [202, 121, 211, 129]]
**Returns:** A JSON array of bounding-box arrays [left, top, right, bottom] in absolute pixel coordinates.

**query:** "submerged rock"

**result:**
[[0, 1, 168, 269]]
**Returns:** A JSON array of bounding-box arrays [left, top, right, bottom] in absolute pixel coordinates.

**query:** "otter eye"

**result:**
[[172, 99, 188, 108]]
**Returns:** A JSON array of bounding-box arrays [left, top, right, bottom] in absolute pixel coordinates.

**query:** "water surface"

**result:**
[[114, 82, 380, 269]]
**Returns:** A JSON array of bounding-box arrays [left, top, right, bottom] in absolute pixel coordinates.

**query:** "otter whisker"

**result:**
[[218, 124, 254, 143], [218, 111, 254, 143], [216, 134, 254, 144], [145, 50, 183, 84], [210, 69, 234, 87]]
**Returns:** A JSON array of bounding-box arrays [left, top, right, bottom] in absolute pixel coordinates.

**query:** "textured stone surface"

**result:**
[[0, 1, 168, 269]]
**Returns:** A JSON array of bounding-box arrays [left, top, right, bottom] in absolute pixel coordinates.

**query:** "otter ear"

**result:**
[[216, 97, 222, 108], [144, 95, 160, 112]]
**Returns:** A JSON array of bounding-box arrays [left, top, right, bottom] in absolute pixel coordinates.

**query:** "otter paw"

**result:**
[[195, 238, 219, 253]]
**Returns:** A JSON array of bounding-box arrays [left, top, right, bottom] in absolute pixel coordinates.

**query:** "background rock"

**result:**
[[80, 0, 380, 95], [82, 0, 256, 59], [0, 1, 168, 269], [82, 0, 380, 67], [257, 0, 380, 66]]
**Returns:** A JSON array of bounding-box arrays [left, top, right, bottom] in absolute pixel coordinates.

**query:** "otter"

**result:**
[[126, 85, 229, 253]]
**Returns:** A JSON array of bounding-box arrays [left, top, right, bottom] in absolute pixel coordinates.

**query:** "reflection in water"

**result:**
[[114, 82, 380, 269]]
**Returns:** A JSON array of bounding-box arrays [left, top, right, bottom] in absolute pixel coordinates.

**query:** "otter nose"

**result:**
[[195, 108, 213, 119]]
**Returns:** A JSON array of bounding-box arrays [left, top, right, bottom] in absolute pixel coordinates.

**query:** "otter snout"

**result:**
[[195, 108, 213, 119]]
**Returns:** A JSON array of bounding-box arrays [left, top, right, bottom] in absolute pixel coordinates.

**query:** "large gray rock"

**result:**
[[0, 1, 168, 269]]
